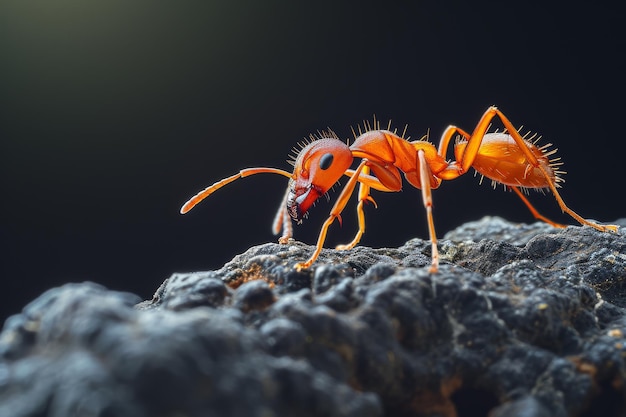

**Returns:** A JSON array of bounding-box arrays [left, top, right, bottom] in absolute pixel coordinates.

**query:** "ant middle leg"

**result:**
[[417, 149, 440, 273]]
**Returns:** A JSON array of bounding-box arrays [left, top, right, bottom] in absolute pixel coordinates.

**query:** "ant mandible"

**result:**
[[180, 106, 619, 273]]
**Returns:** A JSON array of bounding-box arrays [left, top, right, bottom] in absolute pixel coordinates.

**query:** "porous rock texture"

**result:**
[[2, 216, 626, 417]]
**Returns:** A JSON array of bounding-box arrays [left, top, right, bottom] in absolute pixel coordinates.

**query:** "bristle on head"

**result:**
[[286, 128, 340, 166]]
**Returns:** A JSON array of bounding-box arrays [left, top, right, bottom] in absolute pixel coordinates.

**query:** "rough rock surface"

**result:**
[[2, 216, 626, 417]]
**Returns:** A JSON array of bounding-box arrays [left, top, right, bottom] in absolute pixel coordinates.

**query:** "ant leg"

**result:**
[[295, 160, 369, 270], [335, 166, 378, 251], [491, 109, 619, 233], [539, 176, 619, 233], [437, 125, 472, 160], [273, 187, 294, 243], [510, 186, 566, 228], [334, 198, 367, 250], [455, 107, 504, 173], [454, 106, 619, 233], [417, 149, 439, 273]]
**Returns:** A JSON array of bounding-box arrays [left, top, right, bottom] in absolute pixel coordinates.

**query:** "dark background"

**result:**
[[2, 1, 624, 323]]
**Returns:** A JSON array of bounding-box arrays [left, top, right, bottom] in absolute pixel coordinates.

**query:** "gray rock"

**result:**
[[2, 216, 626, 417]]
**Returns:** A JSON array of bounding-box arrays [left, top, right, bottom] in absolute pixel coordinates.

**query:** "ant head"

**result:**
[[287, 137, 353, 222]]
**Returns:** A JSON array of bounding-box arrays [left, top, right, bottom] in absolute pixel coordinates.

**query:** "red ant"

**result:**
[[180, 106, 619, 273]]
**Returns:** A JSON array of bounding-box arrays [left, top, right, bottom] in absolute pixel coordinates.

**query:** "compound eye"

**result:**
[[319, 153, 334, 170]]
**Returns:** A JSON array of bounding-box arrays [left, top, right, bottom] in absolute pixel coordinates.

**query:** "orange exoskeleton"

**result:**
[[181, 106, 619, 272]]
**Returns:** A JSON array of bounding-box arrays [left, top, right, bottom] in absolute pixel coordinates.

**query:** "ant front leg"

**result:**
[[273, 187, 294, 244], [335, 166, 378, 251], [295, 160, 369, 270], [335, 164, 405, 251]]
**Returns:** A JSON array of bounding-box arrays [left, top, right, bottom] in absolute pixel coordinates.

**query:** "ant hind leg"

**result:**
[[510, 186, 566, 228]]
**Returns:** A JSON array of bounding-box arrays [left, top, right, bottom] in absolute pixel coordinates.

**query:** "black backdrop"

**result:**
[[2, 1, 624, 322]]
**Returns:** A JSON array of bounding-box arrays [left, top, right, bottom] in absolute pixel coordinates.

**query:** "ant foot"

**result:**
[[335, 243, 356, 251], [294, 261, 311, 271]]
